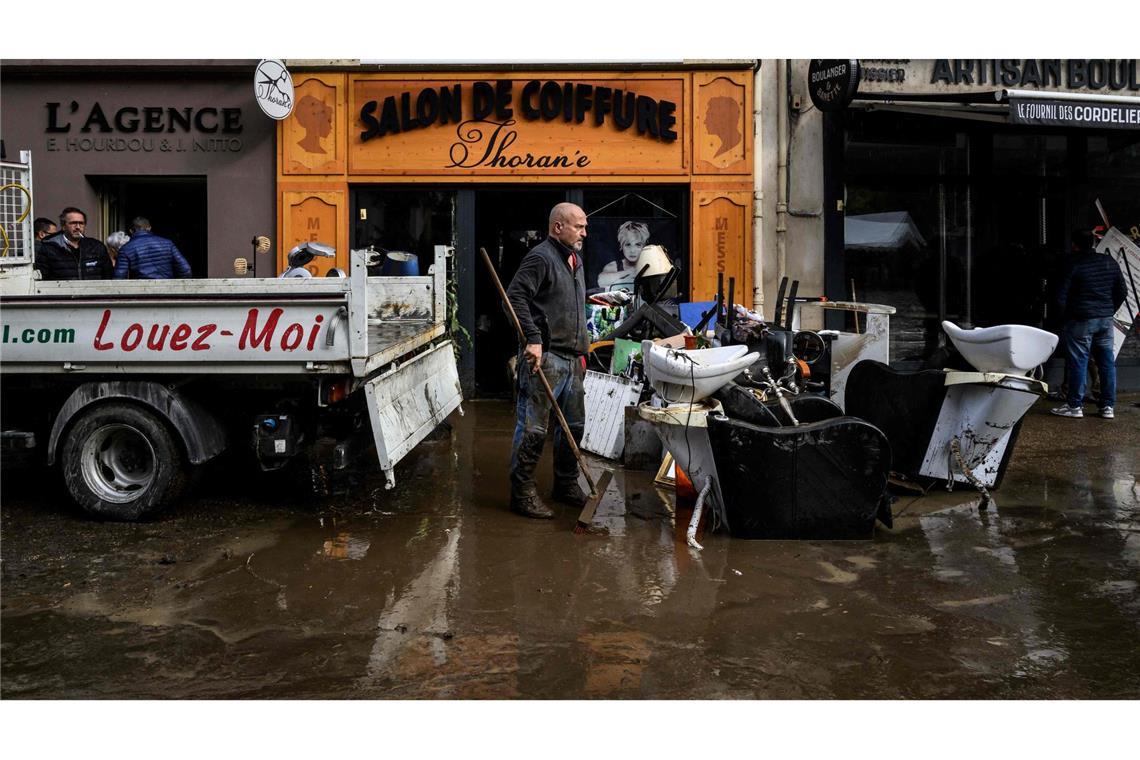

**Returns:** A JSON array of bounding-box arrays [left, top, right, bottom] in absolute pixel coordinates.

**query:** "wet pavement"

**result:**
[[2, 395, 1138, 699]]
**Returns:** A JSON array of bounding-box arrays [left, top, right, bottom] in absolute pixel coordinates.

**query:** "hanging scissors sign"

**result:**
[[254, 59, 295, 120]]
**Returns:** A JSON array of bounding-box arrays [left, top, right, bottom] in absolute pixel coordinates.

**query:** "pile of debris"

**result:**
[[581, 253, 1055, 545]]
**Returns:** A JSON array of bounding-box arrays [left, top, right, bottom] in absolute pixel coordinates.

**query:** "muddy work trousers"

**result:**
[[510, 351, 585, 497]]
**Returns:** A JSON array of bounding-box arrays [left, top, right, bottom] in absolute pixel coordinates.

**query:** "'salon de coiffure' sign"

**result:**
[[359, 80, 679, 144]]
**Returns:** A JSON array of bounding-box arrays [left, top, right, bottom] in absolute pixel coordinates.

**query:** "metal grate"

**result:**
[[1, 158, 34, 259]]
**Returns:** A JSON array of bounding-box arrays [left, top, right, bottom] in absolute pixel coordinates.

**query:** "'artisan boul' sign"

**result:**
[[856, 59, 1140, 95]]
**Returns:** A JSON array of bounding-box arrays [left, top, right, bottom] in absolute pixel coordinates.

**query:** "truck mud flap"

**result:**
[[364, 340, 462, 489]]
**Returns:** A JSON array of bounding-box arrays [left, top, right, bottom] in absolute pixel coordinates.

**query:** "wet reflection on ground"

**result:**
[[2, 397, 1137, 698]]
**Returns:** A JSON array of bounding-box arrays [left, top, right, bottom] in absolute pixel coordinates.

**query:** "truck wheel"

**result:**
[[61, 402, 186, 520]]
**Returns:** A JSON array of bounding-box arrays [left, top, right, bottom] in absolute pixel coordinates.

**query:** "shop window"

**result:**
[[844, 113, 971, 365], [842, 112, 1140, 368], [1085, 133, 1140, 181], [352, 188, 456, 271], [844, 184, 947, 363], [844, 111, 968, 177], [992, 134, 1068, 177]]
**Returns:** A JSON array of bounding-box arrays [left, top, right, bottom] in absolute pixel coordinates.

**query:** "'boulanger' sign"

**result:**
[[808, 60, 860, 112], [1009, 97, 1140, 130]]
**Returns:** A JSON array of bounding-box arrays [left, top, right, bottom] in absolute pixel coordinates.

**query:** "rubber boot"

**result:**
[[551, 479, 588, 508], [510, 489, 555, 519]]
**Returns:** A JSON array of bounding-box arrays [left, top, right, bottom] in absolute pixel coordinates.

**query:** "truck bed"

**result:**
[[0, 248, 450, 379]]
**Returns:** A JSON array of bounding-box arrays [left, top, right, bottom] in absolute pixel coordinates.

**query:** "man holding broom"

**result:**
[[504, 202, 590, 518]]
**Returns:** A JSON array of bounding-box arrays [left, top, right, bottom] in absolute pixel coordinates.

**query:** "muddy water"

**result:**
[[2, 397, 1138, 699]]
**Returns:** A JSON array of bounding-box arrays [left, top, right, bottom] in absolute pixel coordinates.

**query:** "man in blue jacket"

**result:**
[[1051, 229, 1128, 420], [504, 202, 589, 518], [113, 217, 192, 279]]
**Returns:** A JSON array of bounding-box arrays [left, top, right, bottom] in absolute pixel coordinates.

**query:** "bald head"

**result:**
[[548, 202, 583, 229], [548, 202, 588, 252]]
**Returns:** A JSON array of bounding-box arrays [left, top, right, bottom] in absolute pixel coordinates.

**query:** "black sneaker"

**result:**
[[510, 493, 555, 519], [551, 481, 589, 508]]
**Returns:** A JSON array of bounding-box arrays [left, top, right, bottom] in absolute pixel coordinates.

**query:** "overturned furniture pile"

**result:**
[[582, 271, 895, 542]]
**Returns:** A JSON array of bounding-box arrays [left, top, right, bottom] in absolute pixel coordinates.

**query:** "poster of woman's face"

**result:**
[[617, 221, 650, 267], [586, 217, 680, 293]]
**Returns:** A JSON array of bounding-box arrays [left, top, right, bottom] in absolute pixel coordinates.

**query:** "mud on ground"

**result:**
[[2, 396, 1138, 699]]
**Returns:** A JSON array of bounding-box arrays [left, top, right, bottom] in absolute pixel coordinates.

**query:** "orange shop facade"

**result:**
[[275, 64, 756, 396]]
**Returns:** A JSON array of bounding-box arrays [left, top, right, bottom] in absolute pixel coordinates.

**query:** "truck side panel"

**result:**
[[365, 340, 463, 489]]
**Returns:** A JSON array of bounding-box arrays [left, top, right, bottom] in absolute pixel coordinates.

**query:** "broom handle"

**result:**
[[480, 248, 597, 494]]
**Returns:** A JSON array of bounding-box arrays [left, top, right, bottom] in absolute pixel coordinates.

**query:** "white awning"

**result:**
[[851, 88, 1140, 129], [997, 88, 1140, 105]]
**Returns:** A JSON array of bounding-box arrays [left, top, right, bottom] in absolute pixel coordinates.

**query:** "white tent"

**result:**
[[845, 211, 927, 251]]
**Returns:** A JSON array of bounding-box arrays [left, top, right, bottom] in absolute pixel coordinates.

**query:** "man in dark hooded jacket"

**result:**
[[35, 207, 113, 281], [1050, 229, 1127, 420]]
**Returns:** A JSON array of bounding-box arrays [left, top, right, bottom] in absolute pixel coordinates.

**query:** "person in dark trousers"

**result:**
[[113, 217, 192, 279], [504, 202, 589, 519], [35, 207, 113, 281], [1051, 229, 1128, 420]]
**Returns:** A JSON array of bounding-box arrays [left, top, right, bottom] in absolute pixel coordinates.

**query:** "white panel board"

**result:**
[[582, 370, 642, 460], [1097, 228, 1139, 359]]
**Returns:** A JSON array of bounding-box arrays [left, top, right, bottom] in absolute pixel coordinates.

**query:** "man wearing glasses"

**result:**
[[35, 207, 114, 281]]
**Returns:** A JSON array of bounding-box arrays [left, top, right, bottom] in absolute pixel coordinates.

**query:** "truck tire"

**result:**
[[61, 402, 187, 521]]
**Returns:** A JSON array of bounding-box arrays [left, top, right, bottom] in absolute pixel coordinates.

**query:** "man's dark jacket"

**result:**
[[34, 233, 113, 281], [505, 236, 588, 357], [1055, 250, 1128, 320]]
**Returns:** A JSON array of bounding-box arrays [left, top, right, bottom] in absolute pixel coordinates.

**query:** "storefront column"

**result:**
[[456, 190, 476, 394], [822, 109, 846, 331]]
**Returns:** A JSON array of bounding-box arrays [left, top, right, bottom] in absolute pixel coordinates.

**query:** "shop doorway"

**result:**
[[473, 189, 564, 398], [349, 185, 687, 398], [96, 177, 207, 276]]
